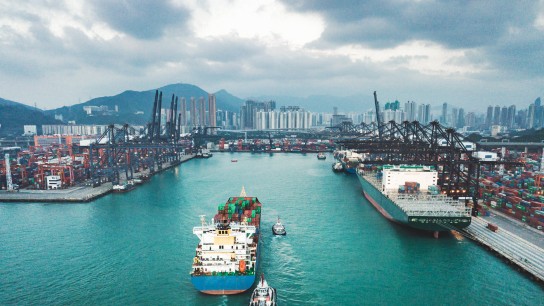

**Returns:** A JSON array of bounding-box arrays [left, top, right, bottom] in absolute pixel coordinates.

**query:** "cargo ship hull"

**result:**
[[358, 169, 471, 232], [191, 274, 257, 295]]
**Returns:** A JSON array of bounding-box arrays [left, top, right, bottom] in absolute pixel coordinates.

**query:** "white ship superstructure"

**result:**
[[192, 216, 258, 275]]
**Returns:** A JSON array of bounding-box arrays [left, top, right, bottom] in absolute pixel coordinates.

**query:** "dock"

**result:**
[[0, 154, 195, 203], [461, 216, 544, 283]]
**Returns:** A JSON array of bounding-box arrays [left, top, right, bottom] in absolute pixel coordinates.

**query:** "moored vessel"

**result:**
[[190, 187, 262, 294], [357, 165, 471, 237], [249, 274, 277, 306], [112, 181, 134, 192], [332, 162, 343, 172], [317, 152, 326, 160]]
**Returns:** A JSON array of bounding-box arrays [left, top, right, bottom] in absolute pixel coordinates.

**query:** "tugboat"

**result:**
[[272, 217, 286, 235], [317, 152, 326, 160], [249, 274, 277, 306]]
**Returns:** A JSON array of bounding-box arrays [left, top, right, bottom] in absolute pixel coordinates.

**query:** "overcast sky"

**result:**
[[0, 0, 543, 112]]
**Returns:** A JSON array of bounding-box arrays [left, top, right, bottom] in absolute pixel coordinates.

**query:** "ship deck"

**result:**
[[363, 174, 471, 218]]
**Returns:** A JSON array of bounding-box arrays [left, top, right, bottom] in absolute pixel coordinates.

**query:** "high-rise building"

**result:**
[[239, 100, 276, 129], [405, 101, 417, 121], [457, 108, 465, 128], [190, 97, 197, 127], [441, 103, 448, 125], [208, 94, 217, 128], [198, 97, 206, 127], [417, 104, 431, 124], [500, 106, 508, 127], [180, 97, 187, 126], [465, 112, 476, 128], [507, 105, 516, 128], [451, 108, 458, 128], [493, 105, 501, 125], [485, 105, 493, 127]]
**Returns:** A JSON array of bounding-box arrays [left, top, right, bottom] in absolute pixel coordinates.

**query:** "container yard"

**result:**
[[0, 155, 194, 202], [0, 90, 195, 202]]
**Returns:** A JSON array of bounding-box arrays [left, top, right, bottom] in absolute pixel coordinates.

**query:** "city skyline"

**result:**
[[0, 1, 543, 112]]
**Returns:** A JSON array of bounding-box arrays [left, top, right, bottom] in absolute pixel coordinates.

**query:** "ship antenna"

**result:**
[[240, 186, 247, 197]]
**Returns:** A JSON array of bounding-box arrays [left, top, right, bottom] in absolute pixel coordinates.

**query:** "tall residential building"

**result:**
[[441, 103, 448, 125], [417, 104, 431, 123], [500, 106, 508, 127], [528, 103, 537, 128], [190, 97, 197, 127], [198, 97, 206, 127], [457, 108, 465, 128], [239, 100, 276, 129], [208, 94, 217, 127], [404, 101, 417, 121], [485, 105, 493, 127], [493, 105, 501, 125], [180, 97, 187, 126], [465, 112, 476, 128], [507, 105, 516, 128], [451, 108, 459, 128]]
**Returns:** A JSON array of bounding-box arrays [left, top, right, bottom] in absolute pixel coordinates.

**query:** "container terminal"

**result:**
[[327, 92, 544, 283], [0, 90, 195, 202], [2, 90, 544, 284]]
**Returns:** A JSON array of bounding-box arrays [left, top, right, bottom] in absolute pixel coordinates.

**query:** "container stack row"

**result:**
[[479, 170, 544, 231]]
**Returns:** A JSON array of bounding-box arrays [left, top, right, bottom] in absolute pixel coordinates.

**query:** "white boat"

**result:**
[[112, 181, 134, 192], [332, 162, 343, 172], [317, 152, 326, 160], [249, 274, 277, 306], [272, 217, 286, 235]]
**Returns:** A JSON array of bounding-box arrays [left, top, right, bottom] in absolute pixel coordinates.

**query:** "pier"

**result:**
[[461, 216, 544, 283], [0, 154, 195, 203]]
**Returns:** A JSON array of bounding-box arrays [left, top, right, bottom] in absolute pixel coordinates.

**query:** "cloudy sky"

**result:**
[[0, 0, 543, 112]]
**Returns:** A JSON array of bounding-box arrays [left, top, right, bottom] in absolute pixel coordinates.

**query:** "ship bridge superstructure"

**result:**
[[192, 218, 257, 276]]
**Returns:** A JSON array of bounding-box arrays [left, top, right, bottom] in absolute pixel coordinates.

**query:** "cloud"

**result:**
[[0, 0, 542, 112], [281, 0, 537, 49], [88, 0, 190, 40]]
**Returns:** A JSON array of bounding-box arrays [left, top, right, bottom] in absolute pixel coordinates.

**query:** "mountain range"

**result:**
[[0, 82, 370, 136]]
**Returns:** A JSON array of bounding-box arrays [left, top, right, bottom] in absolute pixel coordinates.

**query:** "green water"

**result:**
[[1, 153, 542, 305]]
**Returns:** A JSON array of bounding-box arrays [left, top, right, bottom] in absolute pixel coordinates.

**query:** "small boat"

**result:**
[[272, 217, 286, 235], [317, 152, 326, 160], [112, 181, 135, 193], [249, 274, 277, 306], [332, 162, 343, 172], [231, 159, 238, 162]]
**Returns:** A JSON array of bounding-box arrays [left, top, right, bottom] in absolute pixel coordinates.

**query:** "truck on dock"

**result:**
[[487, 222, 499, 232]]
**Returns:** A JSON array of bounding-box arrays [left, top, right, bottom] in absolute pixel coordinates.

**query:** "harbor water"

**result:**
[[1, 153, 543, 305]]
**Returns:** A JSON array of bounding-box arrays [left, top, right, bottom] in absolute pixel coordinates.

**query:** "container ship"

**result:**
[[190, 188, 262, 294], [357, 165, 471, 237]]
